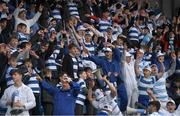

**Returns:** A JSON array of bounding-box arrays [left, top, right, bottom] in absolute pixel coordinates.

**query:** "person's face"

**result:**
[[60, 74, 70, 90], [103, 11, 109, 18], [144, 28, 149, 34], [151, 65, 158, 75], [143, 69, 151, 78], [166, 103, 176, 113], [12, 72, 22, 83], [25, 61, 33, 69], [85, 34, 92, 43], [19, 11, 26, 19], [50, 20, 57, 27], [126, 56, 131, 63], [158, 56, 164, 63], [78, 30, 85, 37], [69, 47, 77, 56], [9, 59, 17, 68], [21, 26, 27, 33], [75, 48, 80, 57], [148, 105, 155, 113], [10, 39, 18, 48], [107, 29, 113, 35], [0, 20, 7, 29], [105, 51, 112, 60], [41, 44, 49, 52], [1, 3, 8, 12], [80, 71, 87, 80], [86, 70, 93, 78], [117, 38, 124, 45], [46, 71, 52, 79]]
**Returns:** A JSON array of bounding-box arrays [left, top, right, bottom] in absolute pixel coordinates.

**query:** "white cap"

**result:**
[[125, 52, 131, 57], [19, 8, 27, 13], [103, 47, 112, 52], [143, 66, 151, 72], [94, 89, 104, 100], [167, 99, 176, 104], [157, 52, 165, 57], [50, 28, 56, 32], [77, 25, 86, 31]]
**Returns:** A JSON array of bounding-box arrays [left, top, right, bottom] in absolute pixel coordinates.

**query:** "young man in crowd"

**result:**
[[0, 68, 36, 115]]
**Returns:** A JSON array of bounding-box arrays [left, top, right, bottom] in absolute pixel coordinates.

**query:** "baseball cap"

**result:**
[[125, 51, 131, 57], [103, 47, 112, 52], [117, 34, 127, 39], [77, 25, 86, 31], [94, 89, 104, 100], [167, 99, 176, 104], [143, 66, 151, 72], [19, 8, 27, 13], [157, 52, 165, 57]]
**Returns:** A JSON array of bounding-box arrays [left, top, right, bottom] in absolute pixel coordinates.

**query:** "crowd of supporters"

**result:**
[[0, 0, 180, 115]]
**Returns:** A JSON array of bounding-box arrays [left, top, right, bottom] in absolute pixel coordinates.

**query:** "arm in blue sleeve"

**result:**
[[41, 80, 58, 96], [113, 48, 121, 62], [88, 56, 104, 67], [70, 81, 80, 97]]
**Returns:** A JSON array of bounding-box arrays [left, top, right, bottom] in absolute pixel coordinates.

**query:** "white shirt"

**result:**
[[92, 94, 122, 116], [0, 83, 36, 116], [149, 112, 161, 116]]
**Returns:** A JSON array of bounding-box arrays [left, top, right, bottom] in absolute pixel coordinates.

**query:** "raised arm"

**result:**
[[166, 52, 176, 77], [28, 5, 43, 26], [102, 76, 117, 98], [135, 56, 141, 77], [36, 76, 58, 96]]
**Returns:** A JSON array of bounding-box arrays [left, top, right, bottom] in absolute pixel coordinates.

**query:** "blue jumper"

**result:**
[[41, 80, 80, 115]]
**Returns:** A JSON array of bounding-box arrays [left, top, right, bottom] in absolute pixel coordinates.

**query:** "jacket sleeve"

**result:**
[[88, 56, 104, 67], [41, 80, 58, 96], [71, 82, 80, 97], [113, 48, 121, 62], [24, 88, 36, 110], [28, 12, 42, 26]]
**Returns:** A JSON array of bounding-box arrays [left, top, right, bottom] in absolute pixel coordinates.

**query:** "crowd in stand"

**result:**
[[0, 0, 180, 115]]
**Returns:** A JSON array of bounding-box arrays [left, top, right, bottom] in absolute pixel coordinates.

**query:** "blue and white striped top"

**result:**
[[68, 2, 79, 18], [52, 8, 62, 20], [83, 41, 96, 55], [128, 27, 140, 42], [17, 32, 29, 44], [45, 45, 61, 71], [75, 78, 87, 105], [27, 70, 40, 94], [138, 75, 156, 96], [99, 19, 111, 32], [5, 66, 16, 87]]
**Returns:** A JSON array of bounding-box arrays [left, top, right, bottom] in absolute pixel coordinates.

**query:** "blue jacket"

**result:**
[[89, 48, 122, 84], [41, 80, 80, 115]]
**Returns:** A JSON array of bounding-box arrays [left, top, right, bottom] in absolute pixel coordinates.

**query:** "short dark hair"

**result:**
[[10, 69, 22, 76], [84, 67, 92, 72], [149, 101, 161, 111], [17, 23, 27, 28], [68, 43, 77, 50]]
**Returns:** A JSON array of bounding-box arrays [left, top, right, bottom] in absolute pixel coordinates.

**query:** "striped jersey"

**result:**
[[128, 26, 140, 42], [153, 76, 168, 102], [51, 8, 62, 20], [5, 66, 16, 87], [17, 32, 29, 44], [75, 78, 87, 105], [45, 45, 61, 71], [83, 41, 96, 55], [98, 19, 111, 32], [92, 93, 122, 115], [138, 75, 156, 96], [67, 2, 79, 18], [27, 70, 40, 94]]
